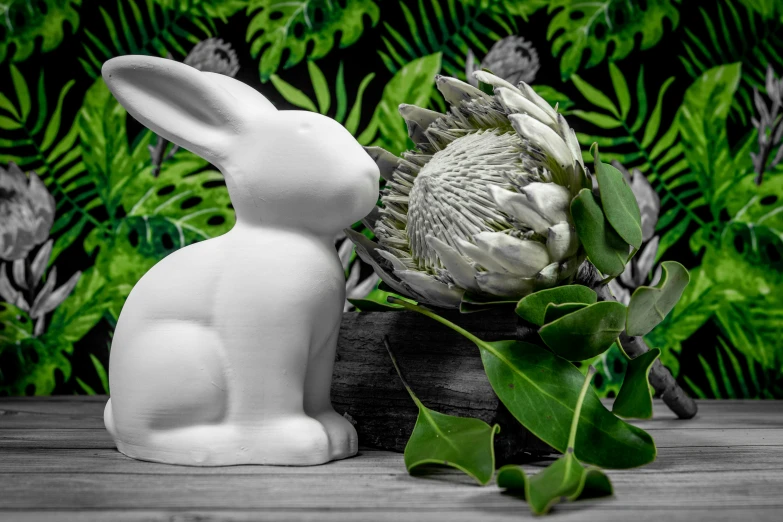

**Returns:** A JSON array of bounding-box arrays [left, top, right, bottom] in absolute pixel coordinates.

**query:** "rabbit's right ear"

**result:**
[[102, 55, 275, 163]]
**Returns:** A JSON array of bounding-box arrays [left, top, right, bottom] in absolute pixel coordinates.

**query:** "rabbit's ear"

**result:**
[[202, 72, 277, 113], [102, 55, 275, 162]]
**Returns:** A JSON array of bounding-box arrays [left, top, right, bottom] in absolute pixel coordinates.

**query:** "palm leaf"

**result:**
[[79, 0, 217, 78], [378, 0, 514, 79], [679, 0, 783, 125]]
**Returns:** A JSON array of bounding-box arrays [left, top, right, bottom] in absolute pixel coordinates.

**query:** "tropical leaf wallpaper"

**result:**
[[0, 0, 781, 399]]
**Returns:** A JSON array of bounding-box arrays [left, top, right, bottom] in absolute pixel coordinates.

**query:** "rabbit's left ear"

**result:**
[[102, 55, 275, 163]]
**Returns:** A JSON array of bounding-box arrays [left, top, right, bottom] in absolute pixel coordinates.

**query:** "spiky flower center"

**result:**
[[407, 130, 523, 271]]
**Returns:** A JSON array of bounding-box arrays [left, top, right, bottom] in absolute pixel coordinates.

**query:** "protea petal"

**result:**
[[435, 75, 491, 106], [476, 272, 535, 298], [345, 229, 412, 298], [454, 237, 509, 273], [399, 104, 443, 145], [427, 235, 481, 293], [486, 185, 551, 234], [536, 262, 559, 288], [547, 222, 579, 262], [473, 232, 551, 277], [520, 182, 572, 224], [509, 114, 574, 173], [558, 113, 585, 170], [472, 70, 521, 94], [393, 269, 464, 307], [363, 146, 400, 182], [517, 81, 558, 123], [495, 87, 555, 127]]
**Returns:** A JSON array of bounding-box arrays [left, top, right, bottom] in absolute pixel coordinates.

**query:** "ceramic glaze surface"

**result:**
[[101, 55, 379, 466]]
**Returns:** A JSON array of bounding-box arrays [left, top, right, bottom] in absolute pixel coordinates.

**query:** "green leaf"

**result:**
[[0, 0, 82, 63], [613, 348, 660, 419], [47, 268, 110, 343], [349, 290, 415, 311], [367, 53, 442, 154], [539, 301, 628, 361], [497, 462, 613, 515], [388, 299, 657, 469], [641, 76, 675, 148], [543, 302, 588, 324], [0, 116, 22, 130], [496, 367, 613, 515], [571, 188, 629, 277], [89, 353, 110, 394], [609, 62, 630, 119], [0, 336, 73, 396], [677, 63, 741, 210], [592, 144, 643, 249], [10, 65, 31, 122], [548, 0, 681, 79], [76, 377, 97, 395], [247, 0, 380, 82], [626, 261, 690, 336], [384, 336, 499, 486], [516, 285, 598, 326], [570, 75, 619, 117], [270, 74, 318, 112], [0, 304, 33, 345], [307, 61, 331, 114], [569, 110, 623, 129]]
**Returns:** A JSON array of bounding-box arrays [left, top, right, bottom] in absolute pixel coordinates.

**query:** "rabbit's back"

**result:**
[[117, 226, 345, 329]]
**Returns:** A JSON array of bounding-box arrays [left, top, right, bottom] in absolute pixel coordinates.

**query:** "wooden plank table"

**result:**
[[0, 397, 781, 521]]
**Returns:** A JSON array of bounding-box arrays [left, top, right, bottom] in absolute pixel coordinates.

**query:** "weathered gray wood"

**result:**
[[1, 509, 781, 522], [332, 308, 550, 460], [0, 398, 781, 521]]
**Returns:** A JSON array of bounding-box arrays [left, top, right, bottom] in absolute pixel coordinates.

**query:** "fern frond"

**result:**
[[679, 0, 783, 125], [378, 0, 513, 79], [79, 0, 215, 78]]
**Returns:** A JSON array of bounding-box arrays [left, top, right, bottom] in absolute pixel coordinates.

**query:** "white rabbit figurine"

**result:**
[[101, 55, 379, 466]]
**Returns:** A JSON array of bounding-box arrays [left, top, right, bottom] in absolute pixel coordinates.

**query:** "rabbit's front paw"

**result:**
[[312, 409, 358, 461]]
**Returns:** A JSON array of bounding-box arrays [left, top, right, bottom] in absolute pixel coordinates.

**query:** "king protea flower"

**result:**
[[347, 71, 589, 308]]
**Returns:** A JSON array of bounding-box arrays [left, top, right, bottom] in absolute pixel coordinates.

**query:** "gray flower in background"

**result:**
[[752, 65, 783, 185], [0, 240, 81, 336], [607, 162, 661, 304], [466, 36, 540, 88], [150, 38, 241, 176], [0, 163, 55, 262], [183, 37, 240, 76]]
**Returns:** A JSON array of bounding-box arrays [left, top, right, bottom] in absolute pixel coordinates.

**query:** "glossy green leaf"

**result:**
[[515, 285, 598, 326], [498, 461, 613, 514], [384, 337, 499, 486], [497, 367, 613, 514], [543, 302, 588, 324], [626, 261, 690, 336], [613, 348, 661, 419], [571, 188, 630, 277], [539, 302, 628, 361], [348, 290, 416, 312], [388, 299, 657, 469], [592, 144, 643, 249]]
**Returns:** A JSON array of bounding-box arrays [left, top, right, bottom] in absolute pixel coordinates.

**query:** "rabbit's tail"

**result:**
[[104, 398, 118, 439]]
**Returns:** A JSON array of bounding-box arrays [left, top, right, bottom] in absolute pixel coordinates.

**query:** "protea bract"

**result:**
[[348, 71, 590, 308]]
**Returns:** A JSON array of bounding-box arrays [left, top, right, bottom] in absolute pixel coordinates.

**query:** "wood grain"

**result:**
[[0, 397, 781, 521]]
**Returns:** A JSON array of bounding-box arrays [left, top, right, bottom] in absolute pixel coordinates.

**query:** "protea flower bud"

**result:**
[[0, 163, 55, 262], [348, 72, 589, 308]]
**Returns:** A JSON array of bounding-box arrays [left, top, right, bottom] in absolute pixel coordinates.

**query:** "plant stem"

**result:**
[[568, 365, 596, 452], [577, 261, 698, 419], [382, 335, 421, 408], [387, 297, 485, 347]]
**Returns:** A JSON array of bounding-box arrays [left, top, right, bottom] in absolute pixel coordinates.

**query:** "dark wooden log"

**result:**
[[331, 308, 553, 462]]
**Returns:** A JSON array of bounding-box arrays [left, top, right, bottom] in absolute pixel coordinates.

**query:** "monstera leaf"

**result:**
[[547, 0, 681, 79], [247, 0, 380, 81], [0, 0, 82, 63]]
